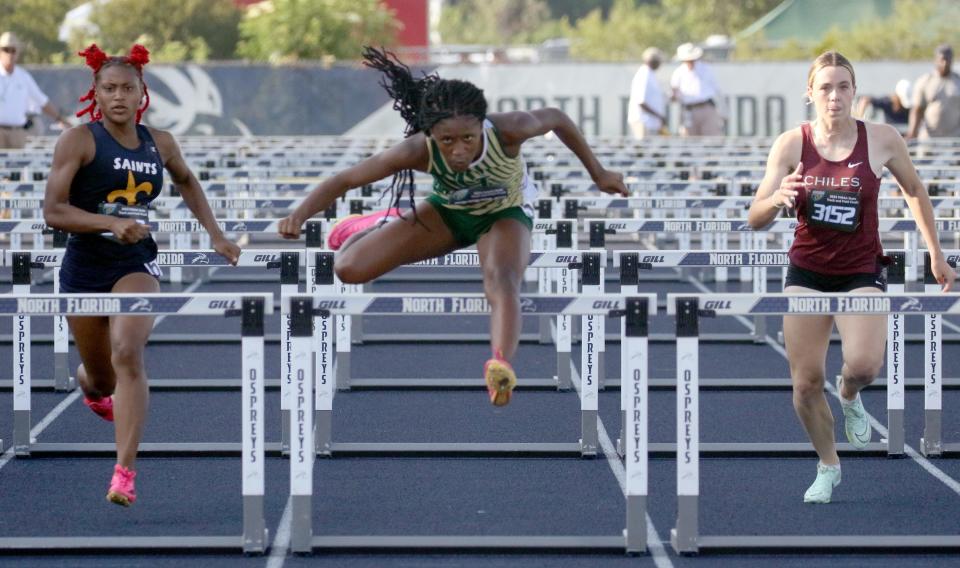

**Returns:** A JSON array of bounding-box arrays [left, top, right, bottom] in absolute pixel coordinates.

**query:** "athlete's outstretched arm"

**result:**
[[492, 109, 628, 196], [278, 134, 429, 239], [153, 129, 240, 265], [748, 129, 802, 229], [43, 127, 149, 244], [882, 124, 956, 290]]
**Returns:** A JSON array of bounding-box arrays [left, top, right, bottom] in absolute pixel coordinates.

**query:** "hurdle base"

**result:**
[[671, 495, 699, 555], [625, 495, 647, 554], [315, 409, 332, 455], [306, 535, 626, 552], [0, 536, 254, 552], [291, 494, 313, 554], [556, 351, 572, 391], [18, 442, 284, 457], [922, 409, 942, 457], [886, 409, 904, 457], [327, 442, 585, 457], [649, 441, 890, 457], [243, 495, 268, 554], [691, 534, 960, 552], [54, 353, 76, 391], [281, 409, 291, 455], [14, 410, 31, 456], [335, 352, 351, 391], [580, 409, 598, 457]]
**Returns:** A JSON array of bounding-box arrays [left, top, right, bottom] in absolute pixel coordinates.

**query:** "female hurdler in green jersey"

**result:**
[[279, 47, 628, 406]]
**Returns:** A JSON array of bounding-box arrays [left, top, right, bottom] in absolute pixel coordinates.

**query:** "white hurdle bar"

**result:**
[[284, 292, 653, 554], [0, 292, 270, 553], [665, 292, 960, 554]]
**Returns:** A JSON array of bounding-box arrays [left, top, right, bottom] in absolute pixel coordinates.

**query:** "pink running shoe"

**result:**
[[84, 395, 114, 422], [327, 208, 403, 250], [106, 464, 137, 507]]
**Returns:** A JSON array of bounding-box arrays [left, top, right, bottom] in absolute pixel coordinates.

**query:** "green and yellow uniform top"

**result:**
[[426, 119, 534, 216]]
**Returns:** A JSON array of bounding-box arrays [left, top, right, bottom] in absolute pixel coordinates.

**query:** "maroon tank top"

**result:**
[[788, 120, 882, 275]]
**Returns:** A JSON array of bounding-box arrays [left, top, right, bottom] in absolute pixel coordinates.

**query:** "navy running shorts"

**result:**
[[59, 255, 162, 293]]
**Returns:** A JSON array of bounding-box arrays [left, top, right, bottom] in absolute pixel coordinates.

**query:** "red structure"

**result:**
[[383, 0, 429, 61]]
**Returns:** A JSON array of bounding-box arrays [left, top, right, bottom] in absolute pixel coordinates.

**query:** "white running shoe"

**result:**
[[803, 462, 841, 504], [837, 376, 872, 449]]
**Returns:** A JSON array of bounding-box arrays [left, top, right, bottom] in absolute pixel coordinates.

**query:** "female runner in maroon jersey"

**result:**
[[747, 51, 955, 504]]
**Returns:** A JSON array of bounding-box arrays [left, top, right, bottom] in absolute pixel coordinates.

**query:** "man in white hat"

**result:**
[[0, 31, 72, 148], [627, 47, 667, 139], [855, 79, 911, 134], [670, 42, 724, 136]]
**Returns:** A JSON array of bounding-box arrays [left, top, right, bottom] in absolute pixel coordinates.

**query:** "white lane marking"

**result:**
[[265, 498, 293, 568]]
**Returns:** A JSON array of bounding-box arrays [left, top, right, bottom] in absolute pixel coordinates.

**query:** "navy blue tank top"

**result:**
[[66, 122, 164, 266]]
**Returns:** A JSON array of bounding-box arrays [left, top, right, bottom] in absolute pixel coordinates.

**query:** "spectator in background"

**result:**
[[0, 32, 72, 148], [856, 79, 911, 134], [908, 44, 960, 140], [670, 42, 724, 137], [627, 47, 667, 139]]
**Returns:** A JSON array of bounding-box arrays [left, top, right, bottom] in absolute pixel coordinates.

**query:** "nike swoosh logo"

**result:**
[[847, 161, 863, 168]]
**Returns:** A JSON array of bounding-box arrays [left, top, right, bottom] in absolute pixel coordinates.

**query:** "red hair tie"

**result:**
[[75, 44, 152, 123]]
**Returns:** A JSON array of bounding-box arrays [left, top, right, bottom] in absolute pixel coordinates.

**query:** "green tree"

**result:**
[[565, 0, 780, 61], [439, 0, 557, 45], [82, 0, 241, 62], [734, 0, 960, 61], [237, 0, 399, 62], [1, 0, 75, 63]]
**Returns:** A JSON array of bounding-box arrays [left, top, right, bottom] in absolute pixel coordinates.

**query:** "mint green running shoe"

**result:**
[[837, 376, 871, 449], [803, 463, 841, 504]]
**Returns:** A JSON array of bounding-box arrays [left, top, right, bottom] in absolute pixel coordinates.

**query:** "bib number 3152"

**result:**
[[806, 188, 861, 233]]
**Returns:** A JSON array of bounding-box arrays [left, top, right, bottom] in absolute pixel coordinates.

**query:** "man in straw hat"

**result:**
[[0, 31, 72, 148], [670, 42, 724, 136], [627, 47, 667, 139]]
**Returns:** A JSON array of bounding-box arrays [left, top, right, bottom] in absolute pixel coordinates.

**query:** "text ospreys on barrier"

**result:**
[[665, 292, 960, 554], [1, 293, 271, 554], [283, 292, 653, 554]]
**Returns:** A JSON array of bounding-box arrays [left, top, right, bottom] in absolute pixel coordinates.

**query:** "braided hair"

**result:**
[[361, 46, 488, 218], [77, 44, 151, 123]]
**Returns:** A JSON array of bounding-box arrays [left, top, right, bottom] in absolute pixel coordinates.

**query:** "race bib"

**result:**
[[446, 186, 508, 206], [805, 188, 861, 233], [98, 202, 150, 243]]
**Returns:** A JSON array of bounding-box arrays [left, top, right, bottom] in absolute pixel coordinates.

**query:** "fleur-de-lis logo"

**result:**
[[107, 171, 153, 205]]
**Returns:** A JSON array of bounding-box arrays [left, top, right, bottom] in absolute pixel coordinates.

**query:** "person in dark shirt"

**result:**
[[43, 44, 240, 507], [856, 79, 911, 133]]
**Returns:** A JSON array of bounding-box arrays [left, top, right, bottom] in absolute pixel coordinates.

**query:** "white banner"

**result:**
[[348, 62, 932, 138]]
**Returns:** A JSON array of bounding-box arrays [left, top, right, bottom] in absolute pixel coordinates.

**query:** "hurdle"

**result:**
[[284, 292, 652, 553], [7, 292, 275, 461], [920, 252, 960, 457], [302, 290, 654, 458], [666, 292, 960, 554], [0, 293, 270, 553], [2, 248, 298, 388]]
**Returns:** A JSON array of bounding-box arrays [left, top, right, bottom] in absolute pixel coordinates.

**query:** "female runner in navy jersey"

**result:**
[[43, 44, 240, 506], [278, 47, 628, 407], [748, 51, 955, 504]]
